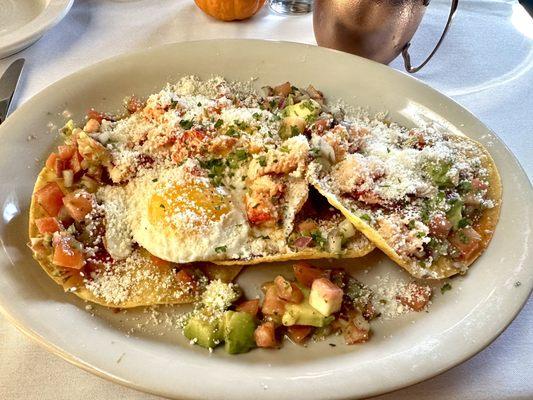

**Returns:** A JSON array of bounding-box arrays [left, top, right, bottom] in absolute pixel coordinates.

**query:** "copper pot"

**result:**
[[313, 0, 459, 73]]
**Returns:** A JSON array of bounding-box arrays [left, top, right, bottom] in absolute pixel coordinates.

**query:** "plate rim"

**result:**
[[0, 39, 532, 399], [0, 0, 74, 59]]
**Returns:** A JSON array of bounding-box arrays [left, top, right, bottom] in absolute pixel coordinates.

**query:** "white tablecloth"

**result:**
[[1, 0, 532, 399]]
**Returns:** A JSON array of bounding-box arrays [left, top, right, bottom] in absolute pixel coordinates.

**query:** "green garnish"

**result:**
[[179, 119, 194, 130], [214, 119, 223, 128], [215, 246, 227, 254], [226, 127, 239, 137], [440, 283, 452, 294], [152, 178, 158, 183], [290, 125, 300, 136], [457, 218, 471, 229], [310, 231, 326, 249], [280, 146, 290, 153], [310, 147, 321, 157], [234, 148, 249, 161], [360, 214, 372, 223], [457, 181, 472, 193], [258, 155, 267, 167], [416, 231, 426, 238]]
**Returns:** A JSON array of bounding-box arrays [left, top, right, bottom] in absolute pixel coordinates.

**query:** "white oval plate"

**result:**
[[0, 0, 73, 59], [0, 40, 531, 400]]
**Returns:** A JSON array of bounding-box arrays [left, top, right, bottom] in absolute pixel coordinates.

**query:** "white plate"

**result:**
[[0, 40, 531, 400], [0, 0, 73, 59]]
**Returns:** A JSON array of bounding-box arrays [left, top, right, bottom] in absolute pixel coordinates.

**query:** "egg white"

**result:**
[[99, 163, 250, 263]]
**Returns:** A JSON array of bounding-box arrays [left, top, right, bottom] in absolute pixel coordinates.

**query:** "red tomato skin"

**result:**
[[293, 262, 329, 288], [35, 217, 61, 234], [235, 299, 260, 317], [62, 192, 93, 222], [35, 183, 64, 217], [254, 322, 277, 348], [52, 236, 84, 270], [286, 325, 313, 344]]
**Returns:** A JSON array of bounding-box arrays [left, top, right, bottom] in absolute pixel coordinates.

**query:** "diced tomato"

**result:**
[[247, 208, 274, 226], [34, 182, 64, 217], [45, 153, 58, 170], [396, 282, 432, 312], [87, 109, 113, 123], [52, 235, 84, 270], [54, 158, 66, 177], [62, 192, 93, 222], [449, 227, 482, 260], [254, 322, 277, 348], [274, 275, 303, 304], [293, 262, 329, 288], [297, 219, 319, 233], [286, 325, 313, 344], [261, 284, 287, 317], [472, 178, 488, 191], [176, 268, 194, 284], [35, 217, 61, 234], [235, 299, 260, 317], [429, 214, 453, 239], [57, 145, 76, 160], [149, 253, 170, 268]]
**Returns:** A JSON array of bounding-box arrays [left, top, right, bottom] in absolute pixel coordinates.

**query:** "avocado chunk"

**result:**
[[222, 311, 256, 354], [282, 100, 320, 121], [183, 317, 224, 349], [446, 199, 464, 230], [426, 161, 453, 188], [282, 286, 333, 328]]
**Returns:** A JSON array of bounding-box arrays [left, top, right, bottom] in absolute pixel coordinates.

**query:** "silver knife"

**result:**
[[0, 58, 25, 124]]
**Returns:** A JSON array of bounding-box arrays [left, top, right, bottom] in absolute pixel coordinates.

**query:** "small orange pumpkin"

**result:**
[[194, 0, 266, 21]]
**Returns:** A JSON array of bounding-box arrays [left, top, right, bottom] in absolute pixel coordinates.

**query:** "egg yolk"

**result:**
[[148, 183, 231, 228]]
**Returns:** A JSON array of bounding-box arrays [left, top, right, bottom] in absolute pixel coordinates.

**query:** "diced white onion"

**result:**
[[62, 169, 74, 187]]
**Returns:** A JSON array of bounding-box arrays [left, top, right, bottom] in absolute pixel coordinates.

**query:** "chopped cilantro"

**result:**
[[179, 119, 194, 130], [360, 214, 372, 223], [197, 102, 202, 107], [291, 125, 300, 136], [310, 231, 326, 249], [457, 218, 471, 229], [226, 127, 239, 137], [280, 146, 290, 153], [152, 178, 158, 183], [214, 246, 227, 254], [458, 181, 472, 193], [416, 231, 426, 238], [458, 231, 470, 244], [252, 112, 261, 120], [258, 155, 267, 167], [214, 119, 223, 128], [200, 158, 225, 186], [440, 283, 452, 294], [408, 220, 416, 229], [234, 120, 249, 130], [309, 147, 321, 157], [234, 148, 249, 161]]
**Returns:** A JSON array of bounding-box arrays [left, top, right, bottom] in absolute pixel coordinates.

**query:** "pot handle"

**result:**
[[401, 0, 459, 73]]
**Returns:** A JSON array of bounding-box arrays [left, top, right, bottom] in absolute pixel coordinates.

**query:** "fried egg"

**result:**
[[99, 162, 250, 263]]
